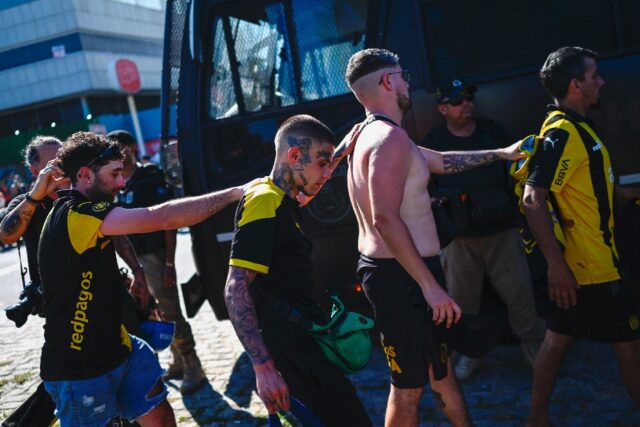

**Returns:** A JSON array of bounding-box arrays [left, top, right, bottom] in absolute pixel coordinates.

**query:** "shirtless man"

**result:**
[[343, 48, 524, 427]]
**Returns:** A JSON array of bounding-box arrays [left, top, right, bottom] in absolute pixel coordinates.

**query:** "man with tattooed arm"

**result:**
[[224, 115, 371, 426], [344, 48, 524, 427]]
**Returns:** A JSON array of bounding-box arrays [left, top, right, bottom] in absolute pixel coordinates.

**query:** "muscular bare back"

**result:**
[[347, 120, 440, 258]]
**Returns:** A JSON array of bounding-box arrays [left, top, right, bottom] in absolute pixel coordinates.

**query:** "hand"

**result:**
[[254, 360, 290, 414], [129, 268, 151, 309], [499, 141, 527, 161], [31, 160, 68, 200], [163, 264, 177, 289], [547, 260, 578, 308], [421, 285, 462, 328], [233, 178, 263, 201]]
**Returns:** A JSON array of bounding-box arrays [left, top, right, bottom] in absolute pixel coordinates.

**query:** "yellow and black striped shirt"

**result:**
[[526, 106, 619, 285]]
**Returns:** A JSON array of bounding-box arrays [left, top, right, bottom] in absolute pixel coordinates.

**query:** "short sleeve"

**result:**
[[5, 193, 26, 214], [229, 189, 281, 274], [67, 201, 116, 254], [526, 127, 578, 192]]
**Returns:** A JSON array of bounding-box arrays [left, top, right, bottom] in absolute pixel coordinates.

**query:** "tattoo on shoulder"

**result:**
[[288, 137, 312, 165], [442, 151, 499, 173], [225, 268, 271, 365]]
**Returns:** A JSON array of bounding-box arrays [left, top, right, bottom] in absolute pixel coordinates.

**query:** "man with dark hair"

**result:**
[[420, 79, 543, 380], [524, 46, 640, 426], [38, 131, 248, 427], [224, 114, 371, 426], [344, 48, 524, 427], [109, 130, 205, 395]]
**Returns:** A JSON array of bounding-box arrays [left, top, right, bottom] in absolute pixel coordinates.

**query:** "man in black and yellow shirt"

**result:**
[[38, 132, 246, 427], [523, 47, 640, 426], [225, 115, 371, 426]]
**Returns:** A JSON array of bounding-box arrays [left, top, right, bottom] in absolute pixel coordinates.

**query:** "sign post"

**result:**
[[110, 59, 146, 157]]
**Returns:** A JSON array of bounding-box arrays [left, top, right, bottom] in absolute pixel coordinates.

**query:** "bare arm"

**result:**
[[224, 266, 289, 413], [0, 198, 37, 244], [100, 186, 244, 236], [113, 235, 150, 308], [369, 129, 461, 327], [419, 140, 524, 174], [522, 184, 577, 308]]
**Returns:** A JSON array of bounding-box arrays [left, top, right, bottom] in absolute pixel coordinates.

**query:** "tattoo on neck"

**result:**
[[288, 136, 312, 165], [273, 163, 297, 197], [225, 268, 271, 365], [442, 151, 499, 174]]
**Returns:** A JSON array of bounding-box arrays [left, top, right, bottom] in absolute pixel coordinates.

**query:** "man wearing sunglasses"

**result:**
[[37, 132, 250, 427], [344, 48, 526, 427], [419, 80, 544, 381]]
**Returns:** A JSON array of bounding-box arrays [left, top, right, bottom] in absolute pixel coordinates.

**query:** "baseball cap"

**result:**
[[436, 79, 477, 104]]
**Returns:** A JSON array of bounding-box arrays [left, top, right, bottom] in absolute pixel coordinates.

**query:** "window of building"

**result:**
[[0, 0, 35, 12], [111, 0, 164, 11], [420, 0, 640, 83], [207, 0, 369, 120]]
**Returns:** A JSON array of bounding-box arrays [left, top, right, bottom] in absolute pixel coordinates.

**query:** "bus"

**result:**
[[160, 0, 640, 319]]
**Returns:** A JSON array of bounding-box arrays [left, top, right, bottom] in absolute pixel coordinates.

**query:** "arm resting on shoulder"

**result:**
[[100, 186, 244, 236], [418, 139, 524, 174]]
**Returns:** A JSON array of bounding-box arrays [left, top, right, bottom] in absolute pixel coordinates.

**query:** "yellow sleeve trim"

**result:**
[[229, 258, 269, 274], [120, 325, 132, 351], [67, 210, 103, 254]]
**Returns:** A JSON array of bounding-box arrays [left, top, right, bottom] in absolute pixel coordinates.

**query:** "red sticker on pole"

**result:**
[[115, 59, 141, 94]]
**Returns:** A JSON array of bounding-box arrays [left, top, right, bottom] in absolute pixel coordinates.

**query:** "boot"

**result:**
[[162, 344, 184, 381], [180, 350, 206, 395]]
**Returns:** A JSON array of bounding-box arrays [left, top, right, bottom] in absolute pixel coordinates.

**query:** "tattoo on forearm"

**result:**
[[287, 136, 312, 165], [1, 209, 34, 238], [432, 390, 446, 409], [225, 268, 271, 365], [442, 151, 500, 174], [206, 189, 233, 215]]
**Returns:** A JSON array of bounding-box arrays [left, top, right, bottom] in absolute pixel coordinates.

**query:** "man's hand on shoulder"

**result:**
[[253, 360, 290, 414], [498, 140, 527, 162]]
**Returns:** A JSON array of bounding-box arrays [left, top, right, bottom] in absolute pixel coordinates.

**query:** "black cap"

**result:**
[[107, 129, 136, 147], [436, 79, 477, 103]]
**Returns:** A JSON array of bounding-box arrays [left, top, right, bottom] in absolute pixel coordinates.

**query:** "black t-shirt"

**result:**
[[117, 164, 171, 255], [229, 177, 324, 359], [38, 190, 130, 381], [419, 118, 517, 237], [6, 193, 54, 284]]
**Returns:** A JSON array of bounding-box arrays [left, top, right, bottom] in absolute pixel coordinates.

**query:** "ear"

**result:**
[[380, 74, 392, 90], [77, 165, 92, 182], [436, 104, 448, 116], [286, 146, 300, 163], [568, 78, 581, 95]]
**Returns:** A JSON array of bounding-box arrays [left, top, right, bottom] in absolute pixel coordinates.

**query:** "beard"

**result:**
[[86, 174, 115, 202], [396, 90, 412, 112]]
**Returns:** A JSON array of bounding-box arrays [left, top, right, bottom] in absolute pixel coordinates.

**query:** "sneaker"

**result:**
[[455, 356, 481, 381], [521, 340, 540, 366]]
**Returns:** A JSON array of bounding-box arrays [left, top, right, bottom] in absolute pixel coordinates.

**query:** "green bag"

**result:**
[[260, 290, 375, 374], [308, 296, 375, 374]]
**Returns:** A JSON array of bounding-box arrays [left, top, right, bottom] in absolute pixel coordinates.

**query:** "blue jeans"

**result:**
[[44, 335, 167, 427]]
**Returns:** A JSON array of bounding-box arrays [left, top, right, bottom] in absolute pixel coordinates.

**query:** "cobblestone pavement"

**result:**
[[1, 235, 640, 425]]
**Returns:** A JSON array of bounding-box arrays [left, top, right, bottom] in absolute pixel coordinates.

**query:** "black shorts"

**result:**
[[275, 339, 371, 427], [547, 280, 640, 343], [357, 255, 455, 388]]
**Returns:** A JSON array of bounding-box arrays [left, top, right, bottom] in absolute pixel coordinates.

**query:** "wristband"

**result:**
[[25, 193, 43, 205]]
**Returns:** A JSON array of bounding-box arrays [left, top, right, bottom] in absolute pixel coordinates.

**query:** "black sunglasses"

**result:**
[[378, 69, 411, 85], [86, 145, 122, 168], [448, 93, 474, 106]]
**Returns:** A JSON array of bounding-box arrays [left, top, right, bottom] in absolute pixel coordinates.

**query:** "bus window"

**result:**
[[207, 0, 369, 119], [292, 0, 367, 101]]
